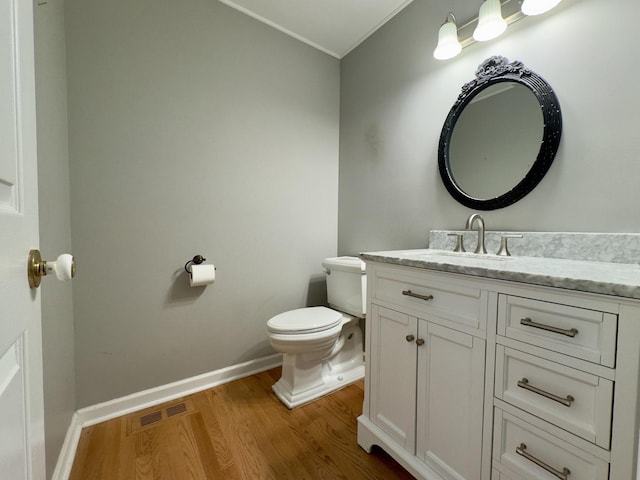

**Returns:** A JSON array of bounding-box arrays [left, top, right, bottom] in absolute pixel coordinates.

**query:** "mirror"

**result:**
[[438, 56, 562, 210]]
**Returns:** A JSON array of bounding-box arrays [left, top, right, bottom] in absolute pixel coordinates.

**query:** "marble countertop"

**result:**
[[360, 249, 640, 300]]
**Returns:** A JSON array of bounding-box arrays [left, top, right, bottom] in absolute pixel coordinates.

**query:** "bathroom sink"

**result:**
[[399, 249, 515, 267], [421, 250, 513, 261]]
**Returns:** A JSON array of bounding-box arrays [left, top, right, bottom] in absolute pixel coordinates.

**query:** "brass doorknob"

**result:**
[[406, 334, 415, 342], [416, 338, 425, 346], [28, 249, 76, 288]]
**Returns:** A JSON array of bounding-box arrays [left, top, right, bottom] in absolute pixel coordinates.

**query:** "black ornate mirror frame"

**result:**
[[438, 56, 562, 210]]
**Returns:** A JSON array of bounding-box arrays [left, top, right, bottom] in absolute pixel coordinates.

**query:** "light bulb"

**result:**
[[473, 0, 507, 42], [522, 0, 562, 15], [433, 16, 462, 60]]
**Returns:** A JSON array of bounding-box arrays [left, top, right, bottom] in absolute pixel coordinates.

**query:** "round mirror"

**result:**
[[438, 56, 562, 210]]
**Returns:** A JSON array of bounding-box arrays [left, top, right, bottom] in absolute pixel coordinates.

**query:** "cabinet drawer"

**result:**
[[372, 267, 484, 330], [498, 295, 617, 367], [493, 408, 609, 480], [495, 346, 613, 449]]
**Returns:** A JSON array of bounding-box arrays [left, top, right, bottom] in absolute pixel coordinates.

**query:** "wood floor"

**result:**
[[70, 367, 414, 479]]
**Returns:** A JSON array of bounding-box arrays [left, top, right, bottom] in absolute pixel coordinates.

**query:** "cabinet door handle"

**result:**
[[520, 317, 578, 338], [406, 334, 415, 342], [517, 378, 575, 407], [516, 443, 570, 480], [402, 290, 433, 301], [415, 338, 425, 347]]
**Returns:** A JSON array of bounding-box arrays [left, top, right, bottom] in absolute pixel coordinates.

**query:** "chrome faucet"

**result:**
[[465, 214, 487, 254]]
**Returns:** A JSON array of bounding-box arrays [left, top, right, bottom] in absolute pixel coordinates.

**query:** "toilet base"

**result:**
[[269, 316, 365, 409], [272, 362, 364, 409]]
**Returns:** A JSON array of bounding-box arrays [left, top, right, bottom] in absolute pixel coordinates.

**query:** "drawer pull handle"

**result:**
[[516, 443, 571, 480], [520, 317, 578, 338], [402, 290, 434, 301], [517, 378, 575, 407]]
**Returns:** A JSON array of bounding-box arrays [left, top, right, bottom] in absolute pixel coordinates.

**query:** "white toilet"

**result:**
[[267, 256, 366, 409]]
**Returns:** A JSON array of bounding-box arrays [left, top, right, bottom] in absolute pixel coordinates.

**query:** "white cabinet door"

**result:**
[[369, 304, 418, 452], [416, 321, 486, 480]]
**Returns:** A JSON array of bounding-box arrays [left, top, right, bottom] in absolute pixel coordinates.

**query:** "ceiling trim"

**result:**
[[219, 0, 342, 58], [219, 0, 415, 59], [340, 0, 414, 58]]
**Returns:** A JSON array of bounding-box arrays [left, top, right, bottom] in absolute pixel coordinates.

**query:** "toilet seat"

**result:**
[[267, 306, 342, 334]]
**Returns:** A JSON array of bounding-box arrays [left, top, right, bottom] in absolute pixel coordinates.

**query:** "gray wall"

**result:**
[[339, 0, 640, 255], [65, 0, 340, 407], [34, 1, 75, 477]]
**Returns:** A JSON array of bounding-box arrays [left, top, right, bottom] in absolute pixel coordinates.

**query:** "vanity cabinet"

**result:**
[[360, 263, 490, 480], [369, 306, 486, 479], [358, 259, 640, 480]]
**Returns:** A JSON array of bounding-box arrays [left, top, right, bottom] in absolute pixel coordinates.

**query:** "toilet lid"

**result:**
[[267, 307, 342, 334]]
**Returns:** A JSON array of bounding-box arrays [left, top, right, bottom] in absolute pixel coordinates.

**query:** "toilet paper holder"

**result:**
[[184, 255, 206, 276]]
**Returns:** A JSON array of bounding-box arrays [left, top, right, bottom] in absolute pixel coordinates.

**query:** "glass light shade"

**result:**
[[521, 0, 562, 15], [473, 0, 507, 42], [433, 20, 462, 60]]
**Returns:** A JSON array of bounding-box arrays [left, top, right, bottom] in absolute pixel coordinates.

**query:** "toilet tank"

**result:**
[[322, 256, 366, 318]]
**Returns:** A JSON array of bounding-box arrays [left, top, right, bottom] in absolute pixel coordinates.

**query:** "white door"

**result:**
[[0, 0, 45, 478]]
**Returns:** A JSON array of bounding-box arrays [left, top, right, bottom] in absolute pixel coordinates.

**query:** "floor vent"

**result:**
[[166, 403, 187, 417], [140, 411, 162, 427], [127, 399, 195, 435]]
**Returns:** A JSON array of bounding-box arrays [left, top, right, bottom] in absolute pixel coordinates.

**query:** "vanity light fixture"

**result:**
[[521, 0, 562, 16], [473, 0, 507, 42], [434, 0, 563, 61], [433, 13, 462, 60]]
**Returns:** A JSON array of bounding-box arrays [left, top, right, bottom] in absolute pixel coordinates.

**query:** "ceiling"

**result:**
[[218, 0, 416, 58]]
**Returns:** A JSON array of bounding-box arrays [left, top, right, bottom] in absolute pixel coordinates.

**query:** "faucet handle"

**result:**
[[496, 234, 523, 257], [447, 233, 466, 253]]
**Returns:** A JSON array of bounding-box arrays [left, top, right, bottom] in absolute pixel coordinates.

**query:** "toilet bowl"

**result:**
[[267, 257, 366, 409]]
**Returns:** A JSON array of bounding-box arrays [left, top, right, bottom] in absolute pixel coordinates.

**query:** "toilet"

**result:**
[[267, 256, 366, 409]]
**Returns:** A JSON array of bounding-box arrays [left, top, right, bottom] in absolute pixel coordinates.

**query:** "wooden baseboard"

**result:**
[[51, 353, 282, 480]]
